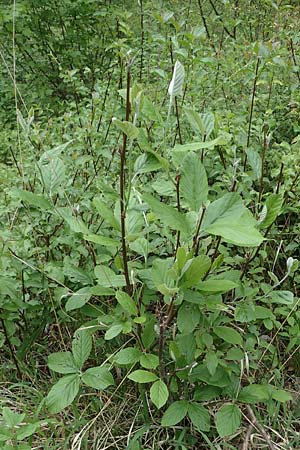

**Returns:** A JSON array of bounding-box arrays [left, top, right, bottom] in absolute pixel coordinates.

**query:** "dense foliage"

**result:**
[[1, 1, 300, 449]]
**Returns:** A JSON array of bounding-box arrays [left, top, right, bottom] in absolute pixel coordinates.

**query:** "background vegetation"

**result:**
[[1, 1, 300, 449]]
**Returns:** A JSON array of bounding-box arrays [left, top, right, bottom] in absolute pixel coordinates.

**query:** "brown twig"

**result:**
[[242, 423, 254, 450], [120, 63, 132, 295], [245, 405, 276, 450]]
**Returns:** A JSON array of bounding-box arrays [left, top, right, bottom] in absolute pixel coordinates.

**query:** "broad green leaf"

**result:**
[[197, 279, 238, 293], [11, 188, 52, 210], [144, 193, 189, 234], [188, 403, 210, 432], [128, 370, 158, 383], [116, 291, 138, 316], [226, 347, 244, 361], [57, 207, 89, 234], [150, 379, 169, 409], [179, 255, 211, 289], [246, 148, 262, 180], [168, 60, 185, 98], [205, 351, 218, 376], [151, 258, 177, 293], [202, 193, 264, 247], [112, 118, 139, 139], [46, 374, 80, 413], [2, 408, 25, 428], [94, 265, 126, 288], [84, 234, 119, 247], [205, 219, 264, 247], [177, 303, 200, 334], [180, 152, 208, 211], [161, 400, 189, 426], [114, 347, 142, 365], [129, 237, 149, 261], [173, 134, 231, 154], [259, 193, 283, 229], [72, 330, 92, 368], [202, 193, 245, 229], [190, 365, 231, 387], [215, 404, 241, 437], [104, 324, 123, 340], [255, 306, 275, 319], [234, 301, 256, 323], [269, 290, 294, 305], [48, 351, 78, 374], [93, 198, 120, 231], [16, 422, 40, 441], [140, 353, 159, 369], [38, 156, 65, 194], [65, 287, 91, 311], [238, 384, 271, 404], [184, 108, 215, 138], [194, 386, 221, 401], [214, 326, 243, 346], [272, 389, 292, 402], [134, 152, 162, 174], [142, 318, 156, 349], [81, 366, 114, 390]]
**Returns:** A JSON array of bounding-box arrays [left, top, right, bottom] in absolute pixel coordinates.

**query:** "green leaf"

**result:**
[[184, 108, 215, 138], [168, 60, 185, 98], [2, 408, 25, 428], [84, 234, 119, 247], [38, 155, 65, 194], [140, 353, 159, 369], [144, 194, 189, 234], [114, 347, 142, 365], [214, 326, 243, 346], [72, 330, 92, 368], [134, 152, 163, 174], [177, 303, 200, 334], [116, 291, 138, 316], [112, 118, 139, 139], [205, 351, 218, 376], [94, 265, 126, 288], [234, 301, 256, 323], [11, 188, 52, 210], [65, 287, 92, 311], [128, 370, 158, 383], [46, 374, 80, 413], [197, 279, 238, 293], [194, 386, 221, 401], [48, 351, 79, 374], [272, 389, 292, 402], [81, 366, 114, 390], [57, 207, 90, 234], [16, 423, 40, 441], [238, 384, 271, 404], [180, 152, 208, 211], [269, 290, 294, 305], [205, 218, 264, 247], [161, 401, 189, 426], [93, 198, 120, 231], [190, 366, 231, 387], [260, 193, 283, 229], [104, 324, 123, 340], [215, 404, 241, 438], [188, 403, 210, 432], [246, 148, 262, 180], [202, 193, 263, 247], [179, 255, 211, 289], [173, 134, 230, 153], [150, 379, 169, 409]]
